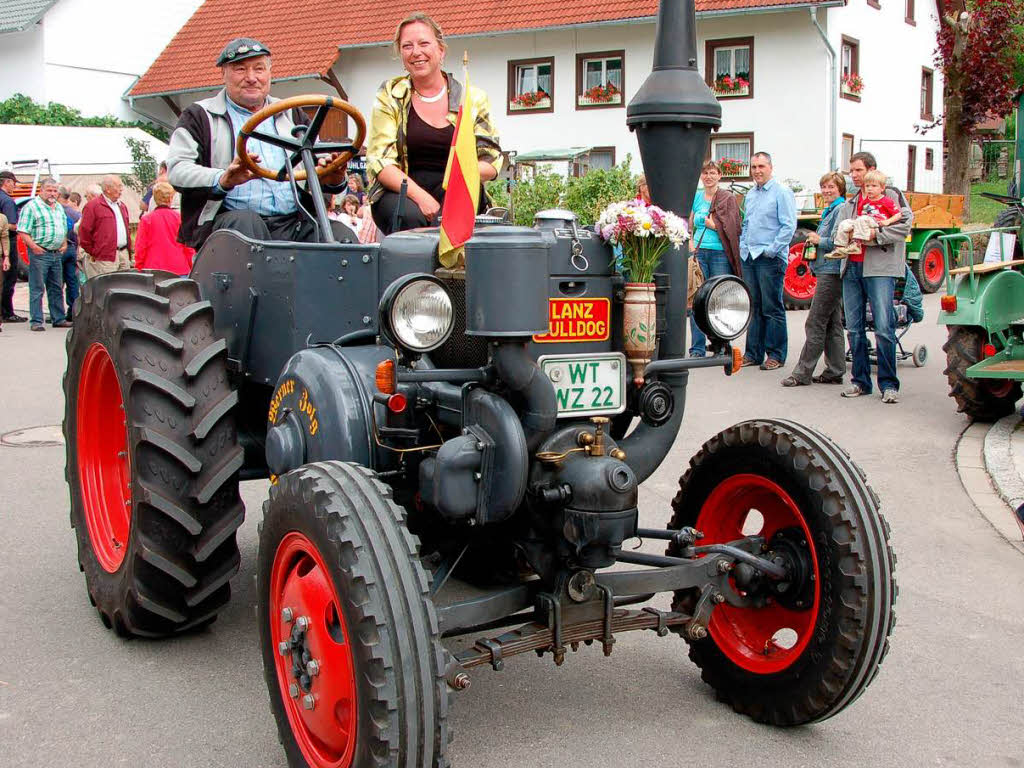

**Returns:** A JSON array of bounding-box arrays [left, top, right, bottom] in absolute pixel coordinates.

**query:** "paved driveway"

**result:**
[[1, 291, 1021, 767]]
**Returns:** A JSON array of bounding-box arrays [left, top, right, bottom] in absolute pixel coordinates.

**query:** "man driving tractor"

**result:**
[[166, 37, 357, 248]]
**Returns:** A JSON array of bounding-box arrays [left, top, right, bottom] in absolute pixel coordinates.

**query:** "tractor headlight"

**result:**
[[379, 274, 454, 353], [693, 276, 751, 341]]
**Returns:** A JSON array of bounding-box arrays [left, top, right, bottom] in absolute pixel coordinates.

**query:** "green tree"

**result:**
[[0, 93, 168, 141], [563, 157, 637, 226], [124, 137, 158, 194]]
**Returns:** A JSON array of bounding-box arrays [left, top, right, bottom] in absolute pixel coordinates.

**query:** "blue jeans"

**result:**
[[741, 254, 788, 364], [63, 245, 80, 311], [28, 249, 66, 326], [688, 248, 734, 355], [842, 261, 898, 393]]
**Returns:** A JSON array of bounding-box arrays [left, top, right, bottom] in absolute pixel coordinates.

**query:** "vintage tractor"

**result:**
[[938, 192, 1024, 420], [61, 1, 896, 765]]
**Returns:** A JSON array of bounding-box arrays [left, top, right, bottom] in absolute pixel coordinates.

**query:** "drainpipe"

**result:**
[[809, 8, 837, 171]]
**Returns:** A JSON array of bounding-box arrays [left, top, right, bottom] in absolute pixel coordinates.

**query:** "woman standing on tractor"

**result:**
[[688, 160, 742, 357], [782, 172, 847, 386], [366, 12, 503, 235]]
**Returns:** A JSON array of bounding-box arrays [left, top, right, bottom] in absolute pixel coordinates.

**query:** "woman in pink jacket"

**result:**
[[135, 182, 195, 275]]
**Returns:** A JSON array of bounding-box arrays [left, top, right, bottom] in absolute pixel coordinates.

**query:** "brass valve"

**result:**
[[590, 417, 608, 457]]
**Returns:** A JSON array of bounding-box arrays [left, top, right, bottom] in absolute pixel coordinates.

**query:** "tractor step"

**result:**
[[455, 607, 690, 670], [972, 359, 1024, 374]]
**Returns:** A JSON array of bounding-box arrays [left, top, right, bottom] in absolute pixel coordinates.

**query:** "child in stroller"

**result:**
[[845, 264, 928, 367]]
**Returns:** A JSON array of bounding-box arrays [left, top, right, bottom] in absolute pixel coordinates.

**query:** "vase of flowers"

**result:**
[[597, 199, 689, 384]]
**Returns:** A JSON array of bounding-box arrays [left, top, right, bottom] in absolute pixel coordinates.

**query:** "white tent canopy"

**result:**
[[0, 124, 169, 176]]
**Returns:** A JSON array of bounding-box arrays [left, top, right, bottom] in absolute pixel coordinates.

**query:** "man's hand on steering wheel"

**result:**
[[220, 153, 263, 191], [317, 153, 349, 186]]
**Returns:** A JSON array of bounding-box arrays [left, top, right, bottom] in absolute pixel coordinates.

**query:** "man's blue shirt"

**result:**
[[220, 98, 298, 217], [0, 189, 18, 228], [739, 177, 797, 261]]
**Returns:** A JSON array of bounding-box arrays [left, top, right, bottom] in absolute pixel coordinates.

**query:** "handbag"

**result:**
[[687, 211, 709, 309]]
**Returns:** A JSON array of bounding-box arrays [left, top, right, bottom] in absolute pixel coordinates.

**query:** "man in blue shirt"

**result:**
[[0, 170, 26, 322], [738, 152, 797, 369]]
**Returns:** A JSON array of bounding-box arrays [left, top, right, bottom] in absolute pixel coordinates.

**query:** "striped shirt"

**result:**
[[222, 97, 297, 217], [19, 196, 68, 250]]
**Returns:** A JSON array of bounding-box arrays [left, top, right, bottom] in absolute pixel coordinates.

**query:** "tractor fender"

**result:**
[[938, 269, 1024, 329], [264, 344, 396, 476], [907, 229, 949, 259]]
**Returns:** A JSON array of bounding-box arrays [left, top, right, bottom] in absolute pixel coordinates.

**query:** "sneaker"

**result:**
[[841, 384, 865, 398], [3, 314, 27, 323], [881, 389, 900, 404], [52, 320, 73, 328], [30, 324, 45, 332], [781, 376, 810, 387]]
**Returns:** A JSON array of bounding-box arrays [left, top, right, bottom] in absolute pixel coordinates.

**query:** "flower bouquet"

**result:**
[[597, 199, 689, 383]]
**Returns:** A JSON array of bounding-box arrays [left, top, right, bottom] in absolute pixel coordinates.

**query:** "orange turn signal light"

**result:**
[[375, 359, 396, 394], [940, 295, 957, 313], [731, 346, 743, 374]]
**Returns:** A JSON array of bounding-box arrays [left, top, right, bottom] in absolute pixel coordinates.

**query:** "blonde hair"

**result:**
[[152, 181, 175, 207], [818, 171, 847, 197], [342, 194, 360, 213], [393, 13, 446, 57], [862, 170, 887, 187]]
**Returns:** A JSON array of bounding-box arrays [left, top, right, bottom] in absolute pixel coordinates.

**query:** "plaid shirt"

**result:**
[[366, 73, 501, 205], [19, 196, 68, 250]]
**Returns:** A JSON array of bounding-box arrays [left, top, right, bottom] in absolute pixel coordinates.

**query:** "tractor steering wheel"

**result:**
[[236, 94, 367, 182]]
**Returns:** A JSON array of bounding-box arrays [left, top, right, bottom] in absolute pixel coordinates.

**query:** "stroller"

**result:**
[[845, 265, 928, 367]]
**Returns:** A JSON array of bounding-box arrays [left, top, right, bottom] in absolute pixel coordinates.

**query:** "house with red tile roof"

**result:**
[[126, 0, 946, 196]]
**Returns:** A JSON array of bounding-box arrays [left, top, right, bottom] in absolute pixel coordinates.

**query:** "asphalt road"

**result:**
[[1, 290, 1022, 768]]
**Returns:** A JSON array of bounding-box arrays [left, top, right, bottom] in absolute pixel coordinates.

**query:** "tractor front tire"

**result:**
[[64, 272, 243, 636], [943, 325, 1022, 421], [258, 462, 450, 768], [667, 419, 897, 726]]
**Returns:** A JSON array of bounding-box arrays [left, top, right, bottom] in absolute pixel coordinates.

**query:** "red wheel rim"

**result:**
[[270, 532, 357, 768], [922, 247, 944, 285], [695, 474, 820, 674], [785, 244, 817, 301], [985, 379, 1015, 398], [77, 343, 132, 573]]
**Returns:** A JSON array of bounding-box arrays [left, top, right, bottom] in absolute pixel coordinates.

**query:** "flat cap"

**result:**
[[0, 170, 16, 182], [216, 37, 271, 66]]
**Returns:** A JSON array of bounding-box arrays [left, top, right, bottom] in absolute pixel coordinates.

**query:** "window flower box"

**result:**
[[510, 91, 551, 111], [713, 74, 750, 98], [577, 83, 622, 107], [841, 74, 863, 97], [718, 158, 749, 178]]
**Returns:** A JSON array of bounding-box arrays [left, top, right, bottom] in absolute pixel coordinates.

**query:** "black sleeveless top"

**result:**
[[406, 105, 454, 195]]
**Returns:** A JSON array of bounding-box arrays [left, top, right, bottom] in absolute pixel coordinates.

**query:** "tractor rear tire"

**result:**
[[911, 237, 946, 294], [258, 462, 450, 768], [783, 229, 816, 310], [63, 271, 243, 636], [666, 419, 897, 726], [992, 209, 1023, 262], [942, 325, 1022, 421]]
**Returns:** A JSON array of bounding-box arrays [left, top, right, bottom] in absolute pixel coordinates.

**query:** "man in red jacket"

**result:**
[[79, 175, 133, 279]]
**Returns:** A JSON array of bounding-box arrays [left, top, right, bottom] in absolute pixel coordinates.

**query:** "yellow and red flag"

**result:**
[[438, 67, 480, 268]]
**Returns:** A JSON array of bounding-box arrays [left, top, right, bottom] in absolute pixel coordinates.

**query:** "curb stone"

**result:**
[[955, 419, 1024, 554]]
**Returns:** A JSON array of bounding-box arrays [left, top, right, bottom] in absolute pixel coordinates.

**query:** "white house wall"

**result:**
[[827, 0, 944, 192], [0, 0, 203, 122], [334, 11, 833, 199]]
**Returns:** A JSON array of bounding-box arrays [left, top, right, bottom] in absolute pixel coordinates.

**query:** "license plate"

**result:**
[[539, 353, 626, 418]]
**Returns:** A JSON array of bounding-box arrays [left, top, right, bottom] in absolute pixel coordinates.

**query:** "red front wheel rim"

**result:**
[[695, 474, 820, 674], [785, 244, 817, 301], [271, 532, 358, 768], [922, 247, 944, 285], [77, 343, 132, 573]]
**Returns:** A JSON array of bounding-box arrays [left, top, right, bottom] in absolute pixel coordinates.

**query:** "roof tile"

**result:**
[[131, 0, 829, 97]]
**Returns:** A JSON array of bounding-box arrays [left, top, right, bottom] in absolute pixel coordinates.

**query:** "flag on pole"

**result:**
[[438, 53, 480, 268]]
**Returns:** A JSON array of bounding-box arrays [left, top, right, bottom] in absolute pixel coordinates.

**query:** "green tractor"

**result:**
[[938, 124, 1023, 421]]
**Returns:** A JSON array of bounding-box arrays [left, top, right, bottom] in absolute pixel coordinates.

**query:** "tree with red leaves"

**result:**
[[934, 0, 1024, 214]]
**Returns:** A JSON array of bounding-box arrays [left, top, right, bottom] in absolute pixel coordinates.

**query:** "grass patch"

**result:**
[[970, 180, 1012, 224]]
